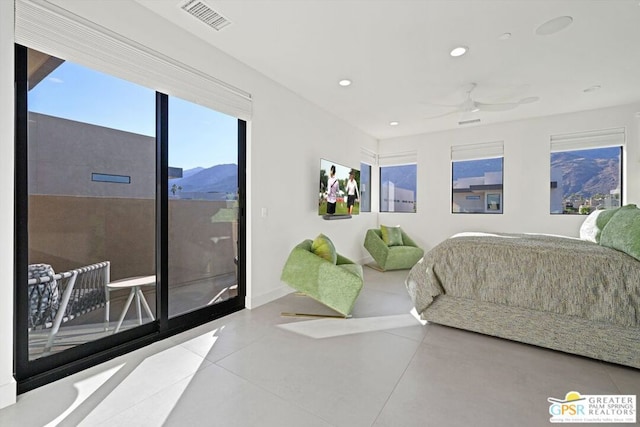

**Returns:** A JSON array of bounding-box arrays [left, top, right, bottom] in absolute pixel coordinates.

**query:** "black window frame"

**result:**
[[379, 163, 418, 213], [451, 156, 504, 214], [14, 44, 247, 393], [549, 146, 623, 215], [359, 162, 372, 213]]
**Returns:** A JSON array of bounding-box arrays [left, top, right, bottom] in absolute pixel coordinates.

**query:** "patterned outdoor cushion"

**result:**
[[27, 264, 60, 329]]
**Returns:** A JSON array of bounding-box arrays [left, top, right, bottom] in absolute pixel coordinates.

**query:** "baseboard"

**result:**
[[246, 284, 292, 309], [0, 377, 16, 409]]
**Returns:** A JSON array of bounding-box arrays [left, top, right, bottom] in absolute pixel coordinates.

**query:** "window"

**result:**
[[550, 146, 622, 214], [92, 173, 131, 184], [550, 129, 624, 214], [380, 164, 417, 213], [16, 44, 246, 390], [451, 142, 504, 214], [168, 96, 239, 317], [359, 162, 371, 212], [26, 49, 156, 359]]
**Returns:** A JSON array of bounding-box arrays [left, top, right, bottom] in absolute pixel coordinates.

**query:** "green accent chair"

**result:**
[[280, 239, 364, 317], [363, 228, 424, 271]]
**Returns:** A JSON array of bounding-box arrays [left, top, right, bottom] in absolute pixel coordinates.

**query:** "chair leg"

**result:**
[[134, 287, 143, 325], [281, 312, 350, 319], [282, 292, 352, 318], [104, 294, 110, 332], [207, 284, 238, 305], [365, 262, 385, 272], [137, 288, 155, 320], [114, 288, 136, 334], [43, 273, 78, 355]]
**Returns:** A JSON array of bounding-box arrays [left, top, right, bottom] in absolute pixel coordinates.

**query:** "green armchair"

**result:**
[[364, 228, 424, 271], [280, 239, 364, 317]]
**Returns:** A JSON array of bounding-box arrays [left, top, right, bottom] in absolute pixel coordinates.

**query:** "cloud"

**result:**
[[48, 77, 64, 84]]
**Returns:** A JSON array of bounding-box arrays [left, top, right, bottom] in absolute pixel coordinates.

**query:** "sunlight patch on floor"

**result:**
[[277, 313, 422, 339], [75, 328, 221, 426], [44, 363, 125, 427]]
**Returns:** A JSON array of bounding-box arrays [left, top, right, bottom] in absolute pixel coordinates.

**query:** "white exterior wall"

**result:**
[[453, 176, 484, 188], [550, 167, 564, 213], [381, 182, 415, 213], [484, 171, 502, 185], [379, 102, 640, 252]]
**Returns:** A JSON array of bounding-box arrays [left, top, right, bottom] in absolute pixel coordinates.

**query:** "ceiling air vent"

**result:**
[[180, 0, 232, 31], [458, 118, 481, 126]]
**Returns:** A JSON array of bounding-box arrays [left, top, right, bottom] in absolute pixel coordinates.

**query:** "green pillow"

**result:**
[[380, 225, 403, 246], [580, 207, 623, 243], [311, 233, 337, 264], [599, 204, 640, 261], [594, 206, 622, 240]]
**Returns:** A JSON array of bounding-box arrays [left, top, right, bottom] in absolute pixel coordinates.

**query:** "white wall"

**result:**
[[0, 0, 17, 410], [379, 103, 640, 252], [245, 79, 379, 306]]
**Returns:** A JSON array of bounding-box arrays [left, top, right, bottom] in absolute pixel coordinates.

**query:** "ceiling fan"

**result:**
[[424, 83, 540, 122]]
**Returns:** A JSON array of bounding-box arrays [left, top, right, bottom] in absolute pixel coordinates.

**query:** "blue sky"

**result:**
[[452, 157, 503, 180], [28, 61, 238, 170]]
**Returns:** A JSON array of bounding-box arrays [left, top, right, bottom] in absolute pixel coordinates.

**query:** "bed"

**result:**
[[405, 231, 640, 369]]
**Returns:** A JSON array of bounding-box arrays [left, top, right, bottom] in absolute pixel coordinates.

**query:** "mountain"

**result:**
[[169, 163, 237, 195], [181, 167, 204, 179], [450, 149, 619, 199], [551, 151, 620, 198]]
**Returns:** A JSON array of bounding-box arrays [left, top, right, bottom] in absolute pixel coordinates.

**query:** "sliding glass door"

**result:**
[[25, 47, 157, 360], [167, 96, 240, 317], [15, 45, 245, 392]]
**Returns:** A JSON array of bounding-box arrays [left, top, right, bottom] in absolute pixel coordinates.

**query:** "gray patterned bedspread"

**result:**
[[406, 232, 640, 328]]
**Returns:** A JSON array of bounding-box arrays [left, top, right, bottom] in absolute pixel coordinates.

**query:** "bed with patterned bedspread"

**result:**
[[405, 231, 640, 368]]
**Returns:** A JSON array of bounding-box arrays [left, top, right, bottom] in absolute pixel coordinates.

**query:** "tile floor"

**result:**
[[1, 268, 638, 427]]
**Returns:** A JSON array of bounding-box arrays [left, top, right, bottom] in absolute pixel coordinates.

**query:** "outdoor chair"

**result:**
[[28, 261, 110, 355]]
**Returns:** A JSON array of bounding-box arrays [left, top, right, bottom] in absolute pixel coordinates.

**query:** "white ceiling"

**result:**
[[61, 0, 640, 139]]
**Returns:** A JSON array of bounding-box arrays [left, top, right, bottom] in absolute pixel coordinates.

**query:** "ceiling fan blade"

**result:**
[[519, 96, 540, 104], [476, 95, 540, 112], [421, 101, 462, 108], [476, 102, 519, 112]]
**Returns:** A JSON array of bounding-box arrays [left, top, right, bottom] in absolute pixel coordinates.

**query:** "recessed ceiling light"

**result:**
[[389, 121, 399, 126], [338, 79, 352, 87], [536, 16, 573, 36], [497, 32, 511, 40], [583, 85, 601, 93], [450, 46, 468, 57]]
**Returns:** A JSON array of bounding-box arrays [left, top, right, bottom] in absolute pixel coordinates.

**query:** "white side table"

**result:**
[[107, 275, 156, 333]]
